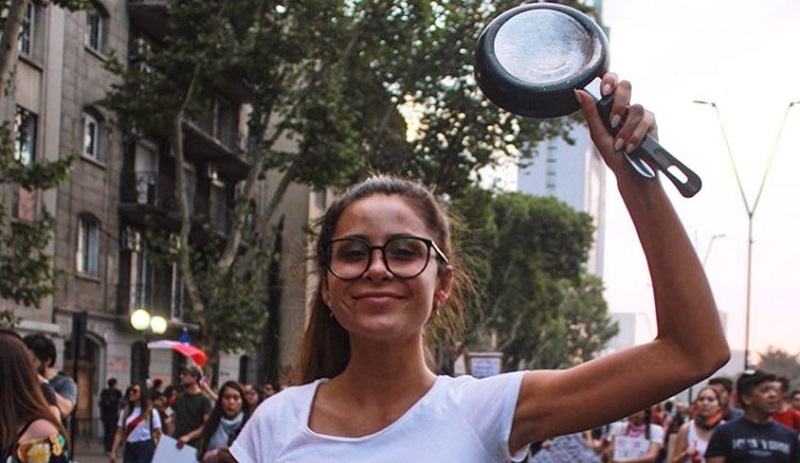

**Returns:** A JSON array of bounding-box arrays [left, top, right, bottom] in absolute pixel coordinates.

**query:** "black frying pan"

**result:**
[[475, 3, 702, 198]]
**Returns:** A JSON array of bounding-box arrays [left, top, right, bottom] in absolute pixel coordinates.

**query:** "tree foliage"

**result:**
[[450, 189, 616, 370], [1, 0, 83, 324], [756, 347, 800, 391], [100, 0, 593, 371]]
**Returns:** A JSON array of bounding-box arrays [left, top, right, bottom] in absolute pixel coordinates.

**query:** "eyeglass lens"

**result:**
[[328, 237, 433, 280]]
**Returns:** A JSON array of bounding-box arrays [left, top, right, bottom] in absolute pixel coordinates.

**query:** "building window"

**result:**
[[77, 215, 101, 276], [85, 4, 107, 53], [14, 106, 37, 166], [82, 111, 100, 159], [19, 2, 35, 56]]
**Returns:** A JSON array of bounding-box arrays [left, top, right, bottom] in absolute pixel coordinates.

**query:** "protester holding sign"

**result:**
[[604, 407, 664, 463]]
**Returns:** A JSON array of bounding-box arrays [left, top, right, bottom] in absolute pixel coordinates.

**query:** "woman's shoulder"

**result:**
[[18, 419, 59, 442], [15, 421, 69, 463]]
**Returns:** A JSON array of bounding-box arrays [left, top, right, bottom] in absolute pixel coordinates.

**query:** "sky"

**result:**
[[599, 0, 800, 359]]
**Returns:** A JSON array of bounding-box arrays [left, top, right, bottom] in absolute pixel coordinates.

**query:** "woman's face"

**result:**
[[220, 386, 243, 417], [242, 385, 259, 406], [129, 386, 142, 404], [321, 195, 452, 343], [627, 409, 646, 425], [695, 388, 721, 416]]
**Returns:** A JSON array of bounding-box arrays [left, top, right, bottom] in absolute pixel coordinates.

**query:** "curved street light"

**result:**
[[693, 100, 799, 369]]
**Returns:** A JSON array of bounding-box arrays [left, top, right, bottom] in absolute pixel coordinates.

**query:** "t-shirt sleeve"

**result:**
[[229, 409, 267, 463], [57, 377, 78, 404], [40, 383, 57, 407], [151, 408, 162, 430], [649, 424, 665, 446], [703, 423, 728, 458], [456, 371, 528, 462]]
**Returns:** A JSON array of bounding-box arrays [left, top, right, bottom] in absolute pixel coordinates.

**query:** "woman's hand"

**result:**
[[574, 73, 658, 176]]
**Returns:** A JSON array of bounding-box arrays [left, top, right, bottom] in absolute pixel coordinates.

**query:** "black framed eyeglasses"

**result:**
[[326, 236, 449, 281]]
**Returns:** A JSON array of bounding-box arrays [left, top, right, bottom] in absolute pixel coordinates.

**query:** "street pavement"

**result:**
[[72, 437, 108, 463]]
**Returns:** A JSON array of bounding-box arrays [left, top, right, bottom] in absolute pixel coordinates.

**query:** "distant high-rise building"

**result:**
[[517, 127, 606, 276]]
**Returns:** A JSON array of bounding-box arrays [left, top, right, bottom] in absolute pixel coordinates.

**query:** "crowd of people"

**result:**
[[530, 370, 800, 462], [98, 366, 281, 463]]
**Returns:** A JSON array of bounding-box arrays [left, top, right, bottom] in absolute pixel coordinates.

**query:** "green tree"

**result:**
[[756, 347, 800, 390], [101, 0, 587, 370], [451, 190, 613, 370], [1, 0, 83, 325]]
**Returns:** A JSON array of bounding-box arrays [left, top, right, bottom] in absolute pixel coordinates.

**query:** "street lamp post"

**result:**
[[693, 100, 799, 370], [130, 308, 167, 381]]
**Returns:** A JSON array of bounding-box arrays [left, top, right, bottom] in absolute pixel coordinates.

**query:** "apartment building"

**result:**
[[3, 0, 320, 437]]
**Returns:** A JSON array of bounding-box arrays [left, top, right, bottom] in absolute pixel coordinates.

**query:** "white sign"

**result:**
[[467, 352, 503, 378], [529, 433, 602, 463], [613, 435, 651, 459], [152, 435, 199, 463]]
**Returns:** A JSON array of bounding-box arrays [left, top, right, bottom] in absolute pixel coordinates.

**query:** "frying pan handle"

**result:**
[[596, 94, 702, 198]]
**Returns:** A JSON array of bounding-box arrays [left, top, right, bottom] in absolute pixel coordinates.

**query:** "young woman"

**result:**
[[241, 384, 263, 409], [671, 386, 723, 463], [228, 73, 729, 462], [110, 381, 161, 463], [605, 408, 664, 463], [0, 330, 70, 463], [198, 382, 251, 463]]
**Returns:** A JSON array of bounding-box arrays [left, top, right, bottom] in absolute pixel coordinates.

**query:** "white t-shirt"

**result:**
[[118, 406, 162, 443], [230, 372, 528, 463]]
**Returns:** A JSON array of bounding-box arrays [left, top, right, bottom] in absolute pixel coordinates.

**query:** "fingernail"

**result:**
[[625, 144, 635, 153], [610, 115, 621, 129], [614, 139, 624, 151], [602, 83, 612, 96], [574, 89, 583, 103]]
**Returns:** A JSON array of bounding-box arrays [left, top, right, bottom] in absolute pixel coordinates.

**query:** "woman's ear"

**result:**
[[435, 266, 454, 307], [321, 277, 331, 308]]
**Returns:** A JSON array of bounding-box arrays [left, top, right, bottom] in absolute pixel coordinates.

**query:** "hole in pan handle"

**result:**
[[596, 94, 703, 198]]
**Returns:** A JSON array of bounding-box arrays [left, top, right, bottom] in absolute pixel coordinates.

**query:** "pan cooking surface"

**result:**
[[494, 10, 603, 85]]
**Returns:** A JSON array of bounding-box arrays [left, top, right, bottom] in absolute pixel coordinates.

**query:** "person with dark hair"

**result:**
[[109, 381, 161, 463], [198, 382, 251, 463], [705, 370, 799, 462], [228, 73, 730, 462], [22, 334, 78, 426], [604, 407, 664, 462], [0, 329, 70, 463], [707, 377, 743, 422], [791, 390, 800, 412], [100, 378, 123, 455], [771, 375, 800, 433], [171, 365, 212, 449], [241, 384, 263, 409]]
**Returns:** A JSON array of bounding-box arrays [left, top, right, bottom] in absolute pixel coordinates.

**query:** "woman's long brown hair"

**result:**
[[0, 330, 67, 451]]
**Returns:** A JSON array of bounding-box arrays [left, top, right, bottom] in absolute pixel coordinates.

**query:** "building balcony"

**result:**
[[118, 170, 182, 229], [128, 0, 170, 38], [183, 121, 250, 181]]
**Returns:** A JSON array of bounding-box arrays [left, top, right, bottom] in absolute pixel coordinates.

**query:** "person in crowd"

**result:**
[[20, 335, 64, 422], [705, 369, 799, 462], [1, 329, 70, 463], [771, 375, 800, 433], [227, 73, 729, 462], [241, 384, 263, 409], [100, 378, 124, 456], [22, 334, 78, 427], [707, 377, 743, 422], [261, 383, 276, 399], [791, 389, 800, 412], [171, 364, 212, 449], [109, 381, 161, 463], [604, 407, 664, 463], [671, 386, 723, 463], [198, 382, 251, 463], [149, 378, 164, 401]]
